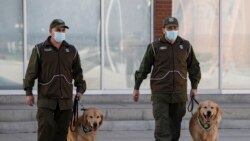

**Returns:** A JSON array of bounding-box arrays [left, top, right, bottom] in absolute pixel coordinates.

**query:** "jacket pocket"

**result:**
[[150, 71, 173, 92], [174, 71, 187, 93], [38, 75, 61, 98], [60, 75, 73, 98]]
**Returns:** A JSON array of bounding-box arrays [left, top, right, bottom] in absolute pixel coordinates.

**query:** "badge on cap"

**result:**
[[169, 17, 175, 22], [57, 19, 64, 23]]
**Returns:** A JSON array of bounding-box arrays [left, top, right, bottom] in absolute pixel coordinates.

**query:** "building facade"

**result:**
[[0, 0, 249, 95]]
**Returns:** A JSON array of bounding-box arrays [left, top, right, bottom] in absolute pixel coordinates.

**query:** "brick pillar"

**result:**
[[154, 0, 172, 40]]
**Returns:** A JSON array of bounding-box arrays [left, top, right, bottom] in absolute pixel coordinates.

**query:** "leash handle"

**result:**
[[73, 96, 79, 124], [70, 95, 79, 132], [187, 96, 199, 114], [192, 97, 199, 105]]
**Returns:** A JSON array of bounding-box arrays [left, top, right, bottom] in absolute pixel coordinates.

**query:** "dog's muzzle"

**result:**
[[92, 122, 98, 131], [203, 110, 213, 122]]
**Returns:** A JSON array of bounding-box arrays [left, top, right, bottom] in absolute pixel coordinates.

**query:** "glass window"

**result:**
[[173, 0, 220, 89], [103, 0, 151, 89], [26, 0, 101, 89], [0, 0, 23, 89], [221, 0, 250, 88]]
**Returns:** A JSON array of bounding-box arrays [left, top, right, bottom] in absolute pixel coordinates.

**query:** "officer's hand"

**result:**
[[133, 89, 140, 102], [190, 89, 198, 98], [26, 95, 34, 106], [75, 92, 82, 101]]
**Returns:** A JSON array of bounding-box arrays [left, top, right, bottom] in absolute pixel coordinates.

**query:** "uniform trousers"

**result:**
[[36, 103, 72, 141], [152, 101, 186, 141]]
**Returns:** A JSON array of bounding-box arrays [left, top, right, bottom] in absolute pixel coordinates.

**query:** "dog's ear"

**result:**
[[99, 110, 104, 126], [78, 113, 85, 124], [198, 104, 202, 110], [82, 111, 89, 126], [215, 106, 222, 123], [197, 104, 202, 114]]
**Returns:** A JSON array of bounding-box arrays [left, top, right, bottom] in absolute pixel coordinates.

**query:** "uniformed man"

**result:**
[[23, 19, 86, 141], [133, 17, 201, 141]]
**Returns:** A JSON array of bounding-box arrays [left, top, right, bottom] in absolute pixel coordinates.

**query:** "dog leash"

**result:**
[[187, 96, 199, 114], [70, 95, 79, 132]]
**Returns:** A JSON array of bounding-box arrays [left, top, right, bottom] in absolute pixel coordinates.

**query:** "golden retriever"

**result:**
[[189, 100, 222, 141], [67, 107, 104, 141]]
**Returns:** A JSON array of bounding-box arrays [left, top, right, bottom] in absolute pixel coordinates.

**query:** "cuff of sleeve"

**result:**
[[77, 81, 86, 94], [134, 87, 139, 90], [25, 90, 33, 96], [134, 80, 143, 90], [76, 88, 85, 94], [191, 82, 198, 89]]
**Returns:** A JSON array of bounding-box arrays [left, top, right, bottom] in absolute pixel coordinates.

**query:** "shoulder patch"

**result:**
[[65, 48, 70, 52]]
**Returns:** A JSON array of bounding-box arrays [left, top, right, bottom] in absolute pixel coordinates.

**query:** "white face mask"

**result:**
[[165, 30, 178, 41], [53, 32, 66, 42]]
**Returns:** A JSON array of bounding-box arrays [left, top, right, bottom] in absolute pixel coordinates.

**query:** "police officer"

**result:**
[[133, 17, 201, 141], [23, 19, 86, 141]]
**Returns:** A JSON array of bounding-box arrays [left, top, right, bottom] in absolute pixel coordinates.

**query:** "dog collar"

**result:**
[[81, 124, 92, 134], [197, 117, 212, 131]]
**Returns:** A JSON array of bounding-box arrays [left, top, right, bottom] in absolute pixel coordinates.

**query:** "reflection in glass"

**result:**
[[103, 0, 151, 89], [173, 0, 219, 89], [27, 0, 101, 89], [221, 0, 250, 88], [0, 0, 23, 89]]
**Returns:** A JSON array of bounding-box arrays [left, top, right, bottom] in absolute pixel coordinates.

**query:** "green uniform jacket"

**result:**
[[23, 36, 86, 110], [134, 36, 201, 102]]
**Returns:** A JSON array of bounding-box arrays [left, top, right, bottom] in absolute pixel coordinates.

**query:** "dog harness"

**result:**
[[197, 117, 212, 131], [81, 124, 92, 134]]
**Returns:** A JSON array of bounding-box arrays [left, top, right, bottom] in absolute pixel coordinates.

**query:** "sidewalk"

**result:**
[[0, 129, 249, 141]]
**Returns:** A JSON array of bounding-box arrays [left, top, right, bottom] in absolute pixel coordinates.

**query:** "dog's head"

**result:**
[[198, 100, 222, 124], [79, 107, 104, 131]]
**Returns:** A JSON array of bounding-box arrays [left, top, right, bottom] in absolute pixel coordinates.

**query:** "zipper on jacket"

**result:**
[[172, 44, 175, 93], [57, 48, 63, 98]]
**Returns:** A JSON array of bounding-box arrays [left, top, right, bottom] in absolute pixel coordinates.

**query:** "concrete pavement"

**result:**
[[0, 129, 249, 141], [1, 94, 250, 141]]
